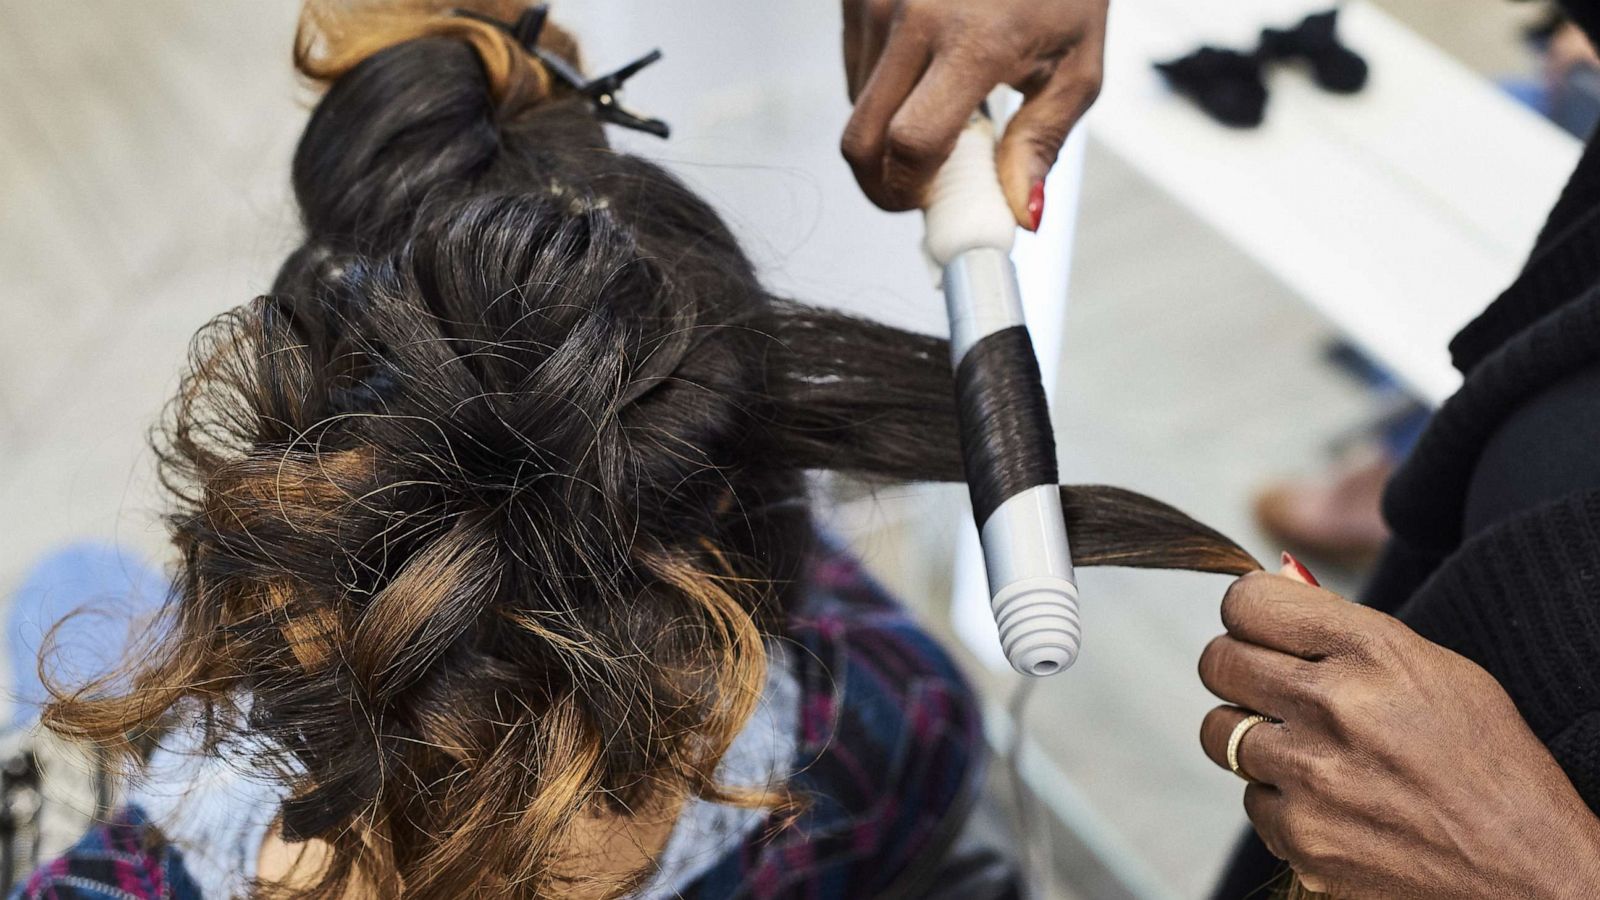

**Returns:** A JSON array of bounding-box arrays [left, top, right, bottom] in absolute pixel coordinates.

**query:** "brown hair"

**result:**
[[42, 2, 1261, 897]]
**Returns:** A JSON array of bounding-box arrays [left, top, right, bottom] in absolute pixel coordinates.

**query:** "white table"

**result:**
[[1084, 0, 1581, 405]]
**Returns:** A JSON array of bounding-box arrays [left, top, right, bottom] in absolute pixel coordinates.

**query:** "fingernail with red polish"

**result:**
[[1027, 180, 1046, 231], [1281, 551, 1320, 587]]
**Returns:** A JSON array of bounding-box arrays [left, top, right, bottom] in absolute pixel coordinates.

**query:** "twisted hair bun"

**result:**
[[139, 187, 792, 896], [42, 2, 1260, 897], [285, 0, 604, 251]]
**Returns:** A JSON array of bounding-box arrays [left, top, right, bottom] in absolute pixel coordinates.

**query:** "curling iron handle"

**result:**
[[923, 117, 1017, 266]]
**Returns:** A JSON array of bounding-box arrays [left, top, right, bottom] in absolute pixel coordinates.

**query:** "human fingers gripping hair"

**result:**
[[41, 2, 1261, 897]]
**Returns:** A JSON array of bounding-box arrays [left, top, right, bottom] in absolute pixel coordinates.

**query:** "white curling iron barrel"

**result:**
[[923, 116, 1080, 677]]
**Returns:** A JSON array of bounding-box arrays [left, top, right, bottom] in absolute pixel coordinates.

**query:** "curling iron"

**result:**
[[922, 115, 1080, 677]]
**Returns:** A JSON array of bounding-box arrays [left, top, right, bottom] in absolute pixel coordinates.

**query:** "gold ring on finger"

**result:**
[[1226, 713, 1278, 783]]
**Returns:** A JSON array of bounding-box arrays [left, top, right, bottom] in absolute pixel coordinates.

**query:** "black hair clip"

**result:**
[[455, 5, 671, 138]]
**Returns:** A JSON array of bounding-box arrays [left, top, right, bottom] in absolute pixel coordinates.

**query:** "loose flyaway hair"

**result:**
[[42, 2, 1261, 898]]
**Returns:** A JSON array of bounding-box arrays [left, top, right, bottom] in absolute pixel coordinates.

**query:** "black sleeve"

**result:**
[[1208, 830, 1292, 900], [1463, 361, 1600, 537]]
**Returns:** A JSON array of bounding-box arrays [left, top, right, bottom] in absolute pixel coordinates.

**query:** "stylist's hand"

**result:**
[[841, 0, 1107, 228], [1198, 557, 1600, 899]]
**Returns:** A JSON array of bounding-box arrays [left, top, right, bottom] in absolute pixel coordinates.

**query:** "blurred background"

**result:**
[[0, 0, 1589, 896]]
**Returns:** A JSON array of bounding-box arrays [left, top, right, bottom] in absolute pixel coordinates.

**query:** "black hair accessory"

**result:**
[[455, 6, 671, 138], [1154, 8, 1367, 128], [1154, 47, 1268, 128], [1259, 9, 1368, 94]]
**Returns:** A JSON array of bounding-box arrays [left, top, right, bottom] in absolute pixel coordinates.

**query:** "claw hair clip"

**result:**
[[455, 5, 671, 138]]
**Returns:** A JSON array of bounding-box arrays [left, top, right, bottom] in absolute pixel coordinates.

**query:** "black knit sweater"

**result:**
[[1377, 119, 1600, 795], [1215, 7, 1600, 895]]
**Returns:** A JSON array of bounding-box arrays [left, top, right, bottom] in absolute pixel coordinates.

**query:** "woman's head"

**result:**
[[65, 4, 819, 894], [44, 2, 1259, 897]]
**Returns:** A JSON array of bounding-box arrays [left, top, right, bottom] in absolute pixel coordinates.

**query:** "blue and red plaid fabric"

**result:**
[[12, 545, 983, 899], [13, 806, 203, 900]]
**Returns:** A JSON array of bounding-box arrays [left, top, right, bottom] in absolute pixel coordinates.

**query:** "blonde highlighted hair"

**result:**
[[295, 0, 581, 108]]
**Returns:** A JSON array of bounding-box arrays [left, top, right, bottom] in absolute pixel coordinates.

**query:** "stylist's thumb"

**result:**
[[995, 46, 1103, 230]]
